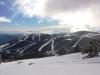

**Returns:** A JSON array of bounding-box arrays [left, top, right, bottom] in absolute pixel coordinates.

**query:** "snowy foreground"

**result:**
[[0, 53, 100, 75]]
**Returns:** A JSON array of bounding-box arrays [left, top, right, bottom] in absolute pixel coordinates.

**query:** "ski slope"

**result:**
[[0, 53, 100, 75]]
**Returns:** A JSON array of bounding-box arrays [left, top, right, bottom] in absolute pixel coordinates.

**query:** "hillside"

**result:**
[[0, 53, 100, 75], [0, 31, 100, 61]]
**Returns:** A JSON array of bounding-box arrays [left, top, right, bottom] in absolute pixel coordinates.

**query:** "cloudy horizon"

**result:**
[[0, 0, 100, 33]]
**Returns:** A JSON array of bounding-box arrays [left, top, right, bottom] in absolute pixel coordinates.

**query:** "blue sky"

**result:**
[[0, 0, 58, 29], [0, 0, 100, 33]]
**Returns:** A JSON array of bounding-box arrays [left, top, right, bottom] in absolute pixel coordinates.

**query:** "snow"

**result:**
[[0, 43, 9, 49], [73, 33, 100, 48], [51, 39, 55, 55], [66, 38, 72, 41], [38, 39, 52, 51], [0, 53, 100, 75], [73, 37, 83, 48], [73, 33, 93, 48], [18, 44, 33, 53]]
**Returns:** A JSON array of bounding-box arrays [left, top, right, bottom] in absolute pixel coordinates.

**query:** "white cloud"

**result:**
[[0, 17, 11, 23], [0, 2, 6, 5], [14, 0, 100, 32], [14, 0, 47, 18]]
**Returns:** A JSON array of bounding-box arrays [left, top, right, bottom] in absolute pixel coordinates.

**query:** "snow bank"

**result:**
[[0, 53, 100, 75]]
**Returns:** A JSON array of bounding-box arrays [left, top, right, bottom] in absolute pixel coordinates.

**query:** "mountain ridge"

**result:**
[[0, 31, 100, 61]]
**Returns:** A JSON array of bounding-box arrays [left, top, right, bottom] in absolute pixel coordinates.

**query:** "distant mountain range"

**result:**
[[0, 31, 100, 61], [0, 32, 23, 45]]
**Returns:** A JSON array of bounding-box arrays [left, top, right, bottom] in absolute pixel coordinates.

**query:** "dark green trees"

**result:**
[[83, 39, 99, 58], [54, 47, 67, 56], [0, 54, 1, 64]]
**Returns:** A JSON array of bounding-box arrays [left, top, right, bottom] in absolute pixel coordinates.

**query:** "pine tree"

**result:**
[[83, 39, 99, 58], [55, 47, 67, 55], [0, 54, 1, 64]]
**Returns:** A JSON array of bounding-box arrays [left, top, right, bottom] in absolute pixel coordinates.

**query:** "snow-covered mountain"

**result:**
[[0, 32, 23, 45], [0, 31, 100, 61]]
